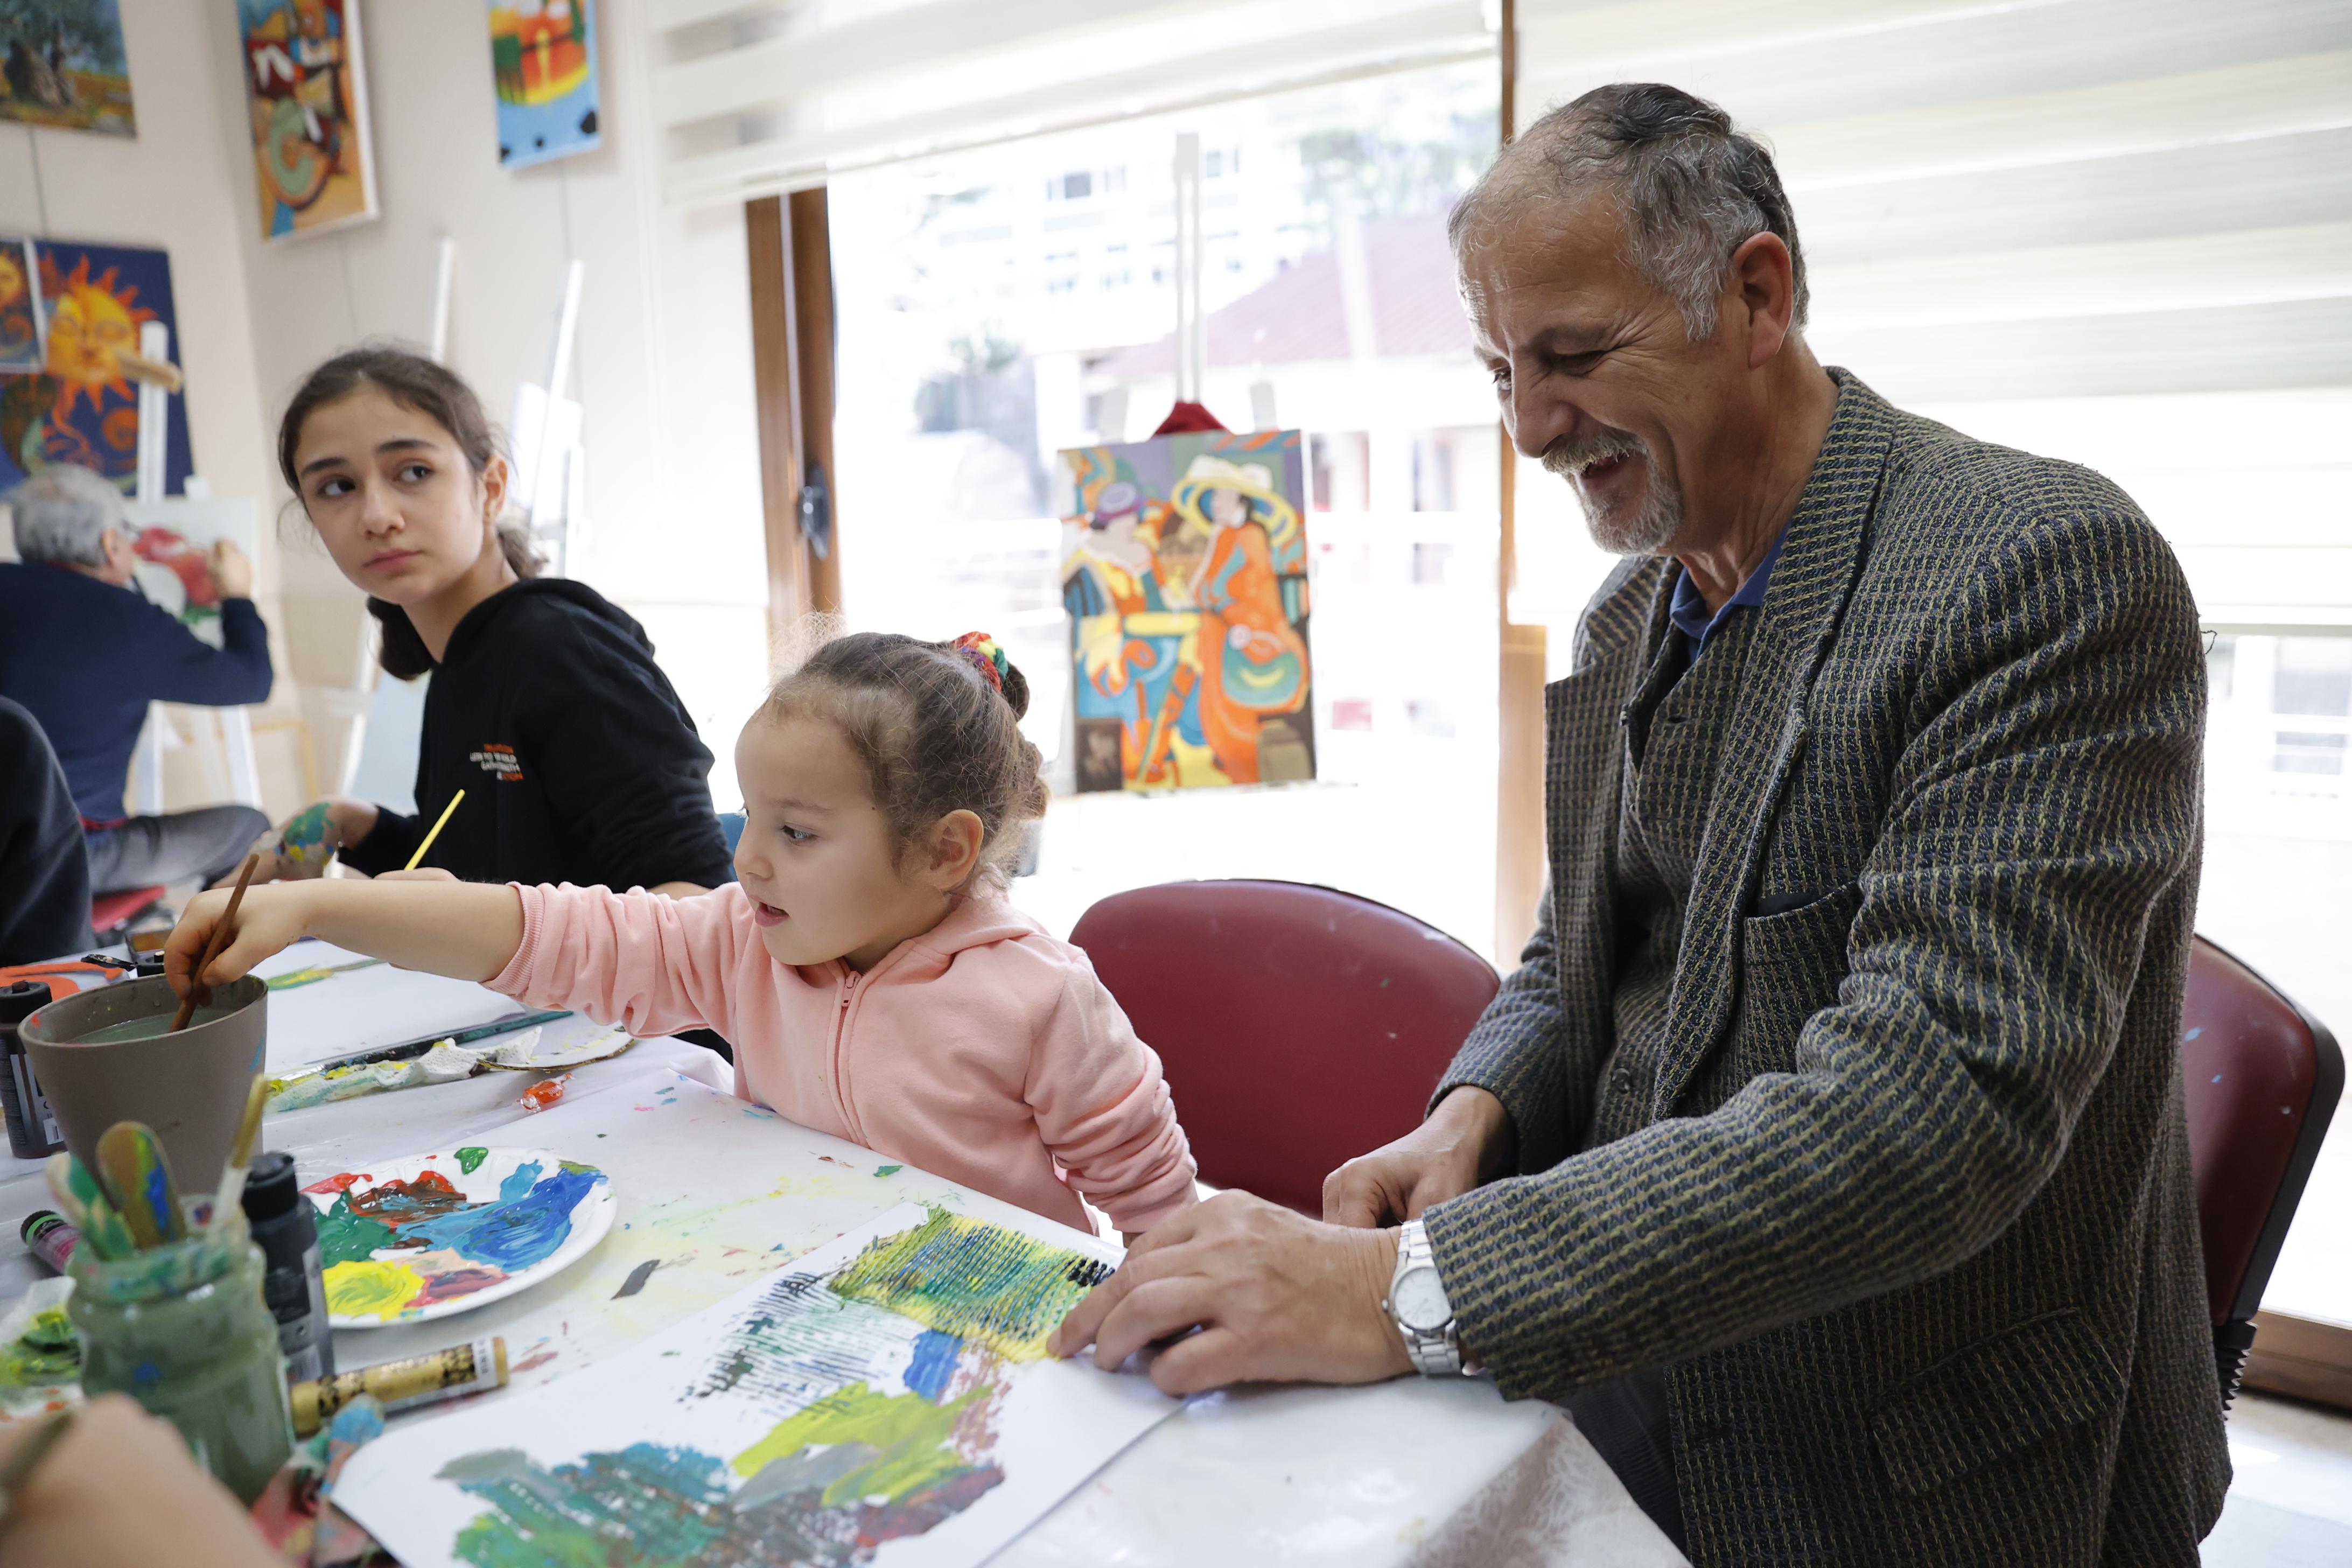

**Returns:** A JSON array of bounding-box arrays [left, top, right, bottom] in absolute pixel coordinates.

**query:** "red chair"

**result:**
[[89, 886, 167, 944], [2180, 935, 2343, 1409], [1069, 879, 1499, 1214]]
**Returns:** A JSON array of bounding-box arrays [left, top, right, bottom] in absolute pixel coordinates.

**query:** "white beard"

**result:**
[[1543, 432, 1683, 556]]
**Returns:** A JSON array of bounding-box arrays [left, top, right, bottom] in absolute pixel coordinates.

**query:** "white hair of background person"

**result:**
[[7, 465, 129, 568]]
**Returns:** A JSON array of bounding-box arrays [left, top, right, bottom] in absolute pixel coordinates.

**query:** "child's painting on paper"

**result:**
[[489, 0, 600, 169], [0, 240, 192, 496], [237, 0, 379, 241], [331, 1203, 1175, 1568], [1058, 430, 1313, 792], [0, 0, 135, 137]]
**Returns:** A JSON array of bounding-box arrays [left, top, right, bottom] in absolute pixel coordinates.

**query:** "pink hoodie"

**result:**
[[487, 883, 1196, 1235]]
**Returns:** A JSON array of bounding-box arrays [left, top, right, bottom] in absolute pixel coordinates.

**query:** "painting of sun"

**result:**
[[0, 239, 191, 496]]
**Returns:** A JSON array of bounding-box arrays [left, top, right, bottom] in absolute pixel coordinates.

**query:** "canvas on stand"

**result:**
[[491, 0, 601, 169], [237, 0, 379, 242], [1058, 429, 1314, 792]]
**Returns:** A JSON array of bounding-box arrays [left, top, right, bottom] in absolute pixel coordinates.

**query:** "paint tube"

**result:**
[[242, 1151, 334, 1384], [519, 1072, 571, 1112], [290, 1335, 508, 1437], [19, 1210, 76, 1273]]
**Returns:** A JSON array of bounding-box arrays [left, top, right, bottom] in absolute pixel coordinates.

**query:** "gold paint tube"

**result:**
[[291, 1335, 508, 1437]]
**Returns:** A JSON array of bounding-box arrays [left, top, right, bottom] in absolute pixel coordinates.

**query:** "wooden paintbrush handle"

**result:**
[[170, 853, 261, 1033]]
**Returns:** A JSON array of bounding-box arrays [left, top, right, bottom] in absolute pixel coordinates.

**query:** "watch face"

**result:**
[[1391, 1267, 1451, 1332]]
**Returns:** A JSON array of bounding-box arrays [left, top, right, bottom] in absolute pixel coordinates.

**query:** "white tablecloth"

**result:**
[[0, 1039, 1684, 1566]]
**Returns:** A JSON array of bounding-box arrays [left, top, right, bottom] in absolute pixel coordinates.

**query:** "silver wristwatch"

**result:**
[[1385, 1219, 1469, 1376]]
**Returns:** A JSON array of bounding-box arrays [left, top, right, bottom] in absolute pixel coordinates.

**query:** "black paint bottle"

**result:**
[[242, 1151, 335, 1383]]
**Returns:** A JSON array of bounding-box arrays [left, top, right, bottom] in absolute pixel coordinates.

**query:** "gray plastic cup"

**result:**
[[22, 975, 268, 1193]]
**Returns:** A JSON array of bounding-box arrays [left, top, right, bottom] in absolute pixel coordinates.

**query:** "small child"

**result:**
[[166, 631, 1197, 1238]]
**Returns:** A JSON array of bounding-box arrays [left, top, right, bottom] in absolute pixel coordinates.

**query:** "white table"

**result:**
[[0, 1038, 1684, 1566]]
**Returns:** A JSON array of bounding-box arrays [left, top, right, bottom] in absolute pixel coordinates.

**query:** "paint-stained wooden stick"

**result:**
[[43, 1152, 136, 1261], [172, 852, 260, 1033], [95, 1122, 184, 1250]]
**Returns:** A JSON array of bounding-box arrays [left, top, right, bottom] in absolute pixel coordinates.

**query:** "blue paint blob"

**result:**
[[904, 1329, 963, 1403], [131, 1359, 161, 1387], [399, 1161, 604, 1272]]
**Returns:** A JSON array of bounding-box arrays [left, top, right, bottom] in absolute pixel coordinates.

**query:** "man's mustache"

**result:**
[[1541, 429, 1647, 479]]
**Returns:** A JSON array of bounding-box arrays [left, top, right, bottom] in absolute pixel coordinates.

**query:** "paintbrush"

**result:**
[[44, 1152, 136, 1261], [404, 788, 466, 871], [206, 1074, 272, 1236], [95, 1122, 185, 1250], [172, 852, 261, 1033]]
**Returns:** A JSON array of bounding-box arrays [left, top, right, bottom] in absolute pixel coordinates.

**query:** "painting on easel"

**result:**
[[0, 0, 135, 138], [0, 239, 191, 496], [237, 0, 379, 242], [491, 0, 600, 169], [1058, 429, 1314, 793]]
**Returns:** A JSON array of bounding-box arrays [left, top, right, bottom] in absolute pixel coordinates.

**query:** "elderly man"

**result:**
[[1054, 83, 2225, 1565], [0, 465, 272, 897]]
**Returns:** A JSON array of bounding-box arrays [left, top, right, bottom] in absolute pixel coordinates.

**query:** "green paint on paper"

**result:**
[[455, 1146, 489, 1174], [0, 1310, 79, 1387], [827, 1209, 1110, 1362], [265, 956, 387, 992], [873, 1164, 901, 1178], [733, 1380, 987, 1504], [315, 1194, 396, 1268]]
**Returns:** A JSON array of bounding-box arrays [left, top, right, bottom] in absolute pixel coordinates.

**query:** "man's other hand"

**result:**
[[1047, 1191, 1410, 1397], [1323, 1085, 1514, 1228], [206, 539, 253, 600]]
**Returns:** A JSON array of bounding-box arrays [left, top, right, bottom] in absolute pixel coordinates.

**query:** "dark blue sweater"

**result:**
[[0, 562, 274, 822]]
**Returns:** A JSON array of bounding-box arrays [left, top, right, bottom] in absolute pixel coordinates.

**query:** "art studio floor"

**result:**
[[2202, 1392, 2352, 1566]]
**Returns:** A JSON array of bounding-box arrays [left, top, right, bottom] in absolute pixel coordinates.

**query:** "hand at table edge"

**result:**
[[1047, 1191, 1413, 1396]]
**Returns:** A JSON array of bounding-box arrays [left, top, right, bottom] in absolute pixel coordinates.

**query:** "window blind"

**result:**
[[648, 0, 1496, 210]]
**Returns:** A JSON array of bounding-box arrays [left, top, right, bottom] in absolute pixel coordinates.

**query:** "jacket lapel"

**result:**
[[1541, 555, 1670, 1103], [1653, 374, 1899, 1112]]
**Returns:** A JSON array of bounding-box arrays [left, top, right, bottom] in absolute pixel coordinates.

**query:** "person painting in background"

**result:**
[[237, 347, 732, 896], [169, 629, 1196, 1241], [0, 464, 273, 895]]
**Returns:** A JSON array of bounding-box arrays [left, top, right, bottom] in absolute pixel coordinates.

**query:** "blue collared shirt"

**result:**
[[1669, 529, 1788, 660]]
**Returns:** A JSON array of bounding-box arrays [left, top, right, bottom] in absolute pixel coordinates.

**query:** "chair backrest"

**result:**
[[1069, 879, 1499, 1214], [2180, 935, 2342, 1329]]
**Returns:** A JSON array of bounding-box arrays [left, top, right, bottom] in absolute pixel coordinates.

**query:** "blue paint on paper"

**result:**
[[903, 1329, 962, 1403]]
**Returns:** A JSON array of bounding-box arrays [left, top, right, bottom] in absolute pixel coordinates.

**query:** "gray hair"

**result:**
[[8, 465, 128, 567], [1451, 83, 1808, 339]]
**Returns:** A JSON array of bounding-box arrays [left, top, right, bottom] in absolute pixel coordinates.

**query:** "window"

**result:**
[[827, 61, 1502, 954]]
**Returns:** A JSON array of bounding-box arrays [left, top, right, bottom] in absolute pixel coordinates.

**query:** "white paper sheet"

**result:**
[[333, 1202, 1177, 1568], [255, 941, 543, 1070]]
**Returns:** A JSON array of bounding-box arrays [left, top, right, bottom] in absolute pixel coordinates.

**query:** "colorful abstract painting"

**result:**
[[490, 0, 599, 169], [332, 1203, 1175, 1568], [1059, 429, 1314, 792], [0, 0, 134, 137], [306, 1146, 616, 1327], [0, 239, 191, 496], [237, 0, 378, 242], [0, 237, 42, 373]]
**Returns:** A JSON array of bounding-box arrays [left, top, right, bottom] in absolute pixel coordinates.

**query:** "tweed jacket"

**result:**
[[1423, 372, 2229, 1566]]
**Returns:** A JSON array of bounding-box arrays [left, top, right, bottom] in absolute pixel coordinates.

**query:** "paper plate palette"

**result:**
[[306, 1146, 616, 1329]]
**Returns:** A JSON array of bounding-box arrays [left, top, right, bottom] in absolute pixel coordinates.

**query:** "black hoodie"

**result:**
[[342, 580, 735, 892]]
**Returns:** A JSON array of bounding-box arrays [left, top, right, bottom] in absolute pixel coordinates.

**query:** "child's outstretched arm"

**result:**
[[1028, 969, 1199, 1239], [166, 879, 526, 996]]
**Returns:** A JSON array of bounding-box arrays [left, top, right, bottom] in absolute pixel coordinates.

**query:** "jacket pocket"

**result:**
[[1732, 878, 1862, 1053], [1870, 1309, 2124, 1498]]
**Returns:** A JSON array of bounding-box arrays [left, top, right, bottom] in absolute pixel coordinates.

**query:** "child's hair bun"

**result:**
[[949, 632, 1028, 720]]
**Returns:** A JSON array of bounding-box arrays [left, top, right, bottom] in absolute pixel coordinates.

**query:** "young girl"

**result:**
[[167, 632, 1197, 1239], [235, 347, 733, 896]]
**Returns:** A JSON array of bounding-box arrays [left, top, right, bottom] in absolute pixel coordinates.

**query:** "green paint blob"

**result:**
[[456, 1147, 489, 1175], [873, 1164, 902, 1178], [732, 1381, 983, 1506], [316, 1193, 397, 1268], [0, 1310, 80, 1387]]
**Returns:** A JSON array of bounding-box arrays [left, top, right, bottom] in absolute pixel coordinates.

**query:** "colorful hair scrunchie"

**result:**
[[950, 631, 1010, 697]]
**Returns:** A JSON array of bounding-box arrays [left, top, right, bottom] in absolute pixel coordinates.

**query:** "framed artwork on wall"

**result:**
[[0, 0, 135, 137], [237, 0, 379, 242], [491, 0, 601, 169], [0, 238, 191, 497]]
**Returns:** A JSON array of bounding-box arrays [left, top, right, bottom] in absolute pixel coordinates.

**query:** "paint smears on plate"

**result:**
[[307, 1146, 617, 1328]]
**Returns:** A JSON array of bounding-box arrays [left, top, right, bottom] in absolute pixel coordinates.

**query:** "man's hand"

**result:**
[[1323, 1085, 1515, 1228], [1047, 1191, 1411, 1397], [206, 539, 253, 600]]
